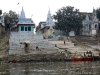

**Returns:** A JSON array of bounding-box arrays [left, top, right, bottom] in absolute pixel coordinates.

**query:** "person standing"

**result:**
[[84, 52, 86, 57], [64, 40, 66, 45], [24, 42, 30, 53]]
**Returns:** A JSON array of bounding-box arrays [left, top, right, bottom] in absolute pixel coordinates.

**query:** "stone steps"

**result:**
[[9, 32, 60, 55]]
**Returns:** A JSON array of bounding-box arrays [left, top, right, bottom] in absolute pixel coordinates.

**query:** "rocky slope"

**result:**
[[0, 31, 10, 58]]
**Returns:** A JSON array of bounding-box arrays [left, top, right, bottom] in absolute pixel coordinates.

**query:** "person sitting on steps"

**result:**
[[36, 46, 39, 50]]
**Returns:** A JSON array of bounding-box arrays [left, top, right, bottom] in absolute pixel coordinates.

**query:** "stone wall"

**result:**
[[8, 52, 66, 62], [9, 31, 57, 55]]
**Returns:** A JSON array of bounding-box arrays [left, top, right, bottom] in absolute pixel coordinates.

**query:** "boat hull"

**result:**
[[71, 57, 93, 62]]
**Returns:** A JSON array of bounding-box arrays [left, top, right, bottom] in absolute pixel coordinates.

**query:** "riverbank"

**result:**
[[0, 35, 100, 62]]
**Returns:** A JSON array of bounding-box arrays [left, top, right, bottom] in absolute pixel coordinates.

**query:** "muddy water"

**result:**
[[0, 61, 100, 75]]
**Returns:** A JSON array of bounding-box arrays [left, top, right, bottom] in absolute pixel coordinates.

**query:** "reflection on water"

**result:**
[[0, 61, 100, 75]]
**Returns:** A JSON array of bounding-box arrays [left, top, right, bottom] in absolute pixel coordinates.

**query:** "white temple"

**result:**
[[46, 9, 55, 28], [9, 7, 59, 55], [40, 9, 55, 29], [82, 8, 99, 36], [36, 8, 63, 38], [9, 7, 35, 55], [17, 7, 35, 32], [19, 7, 26, 18], [36, 8, 56, 38]]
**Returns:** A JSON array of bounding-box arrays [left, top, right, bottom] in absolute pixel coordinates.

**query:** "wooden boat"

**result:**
[[71, 57, 93, 62]]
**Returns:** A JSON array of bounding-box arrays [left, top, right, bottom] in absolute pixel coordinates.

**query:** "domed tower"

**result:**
[[17, 7, 35, 33], [42, 8, 55, 38], [92, 8, 99, 31], [46, 8, 55, 28]]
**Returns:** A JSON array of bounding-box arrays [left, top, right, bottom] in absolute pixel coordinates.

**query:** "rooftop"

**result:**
[[18, 7, 35, 25]]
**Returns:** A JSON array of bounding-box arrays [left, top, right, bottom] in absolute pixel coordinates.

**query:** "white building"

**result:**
[[9, 7, 35, 55], [9, 7, 60, 55], [82, 8, 99, 36], [36, 9, 62, 38]]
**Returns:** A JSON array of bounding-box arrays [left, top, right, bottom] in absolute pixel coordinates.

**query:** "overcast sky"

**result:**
[[0, 0, 100, 25]]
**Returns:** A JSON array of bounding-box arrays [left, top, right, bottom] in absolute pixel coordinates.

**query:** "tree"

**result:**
[[96, 8, 100, 20], [53, 6, 84, 35], [0, 10, 2, 15], [3, 10, 18, 30]]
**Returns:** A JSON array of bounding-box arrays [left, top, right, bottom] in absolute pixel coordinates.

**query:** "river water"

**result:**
[[0, 61, 100, 75]]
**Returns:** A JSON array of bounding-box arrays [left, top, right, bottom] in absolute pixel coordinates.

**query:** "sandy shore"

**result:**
[[49, 40, 100, 57]]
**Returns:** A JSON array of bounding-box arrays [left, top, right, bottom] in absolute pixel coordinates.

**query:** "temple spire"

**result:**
[[19, 6, 26, 18], [92, 8, 97, 20], [46, 8, 55, 27], [86, 14, 89, 20]]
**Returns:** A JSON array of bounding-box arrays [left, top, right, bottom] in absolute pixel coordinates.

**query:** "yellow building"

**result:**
[[42, 26, 54, 38]]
